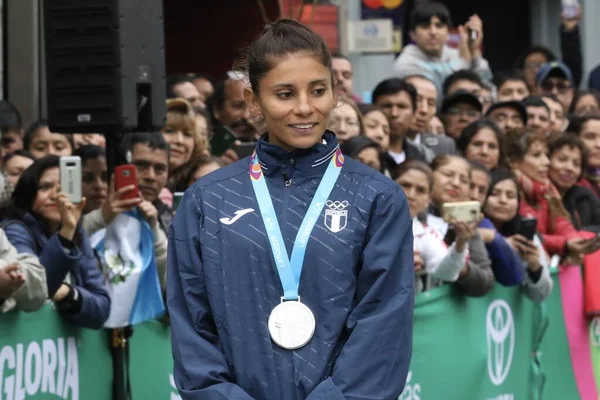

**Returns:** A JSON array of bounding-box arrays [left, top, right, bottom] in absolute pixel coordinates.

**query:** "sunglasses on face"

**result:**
[[541, 81, 571, 94]]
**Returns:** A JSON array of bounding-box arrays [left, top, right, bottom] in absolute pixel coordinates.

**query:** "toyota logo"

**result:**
[[486, 299, 514, 386]]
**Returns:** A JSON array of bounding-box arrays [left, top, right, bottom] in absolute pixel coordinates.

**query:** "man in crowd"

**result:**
[[535, 61, 575, 111], [207, 77, 258, 143], [189, 73, 214, 105], [393, 1, 492, 99], [486, 101, 527, 133], [119, 132, 173, 235], [372, 78, 433, 165], [522, 96, 552, 135], [332, 53, 361, 103], [494, 70, 530, 102], [440, 91, 483, 140], [443, 69, 484, 98], [0, 100, 24, 162], [166, 75, 206, 114], [404, 75, 457, 156]]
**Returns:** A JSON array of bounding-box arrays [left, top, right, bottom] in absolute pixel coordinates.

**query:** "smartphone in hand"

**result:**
[[519, 218, 538, 241], [114, 164, 139, 200], [210, 125, 238, 156], [59, 156, 82, 203]]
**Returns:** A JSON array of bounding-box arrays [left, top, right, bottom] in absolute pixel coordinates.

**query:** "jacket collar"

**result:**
[[254, 130, 340, 179]]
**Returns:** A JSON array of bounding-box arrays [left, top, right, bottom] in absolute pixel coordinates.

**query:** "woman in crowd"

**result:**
[[73, 145, 108, 216], [547, 133, 600, 232], [24, 120, 73, 159], [358, 103, 390, 150], [505, 128, 600, 260], [168, 156, 224, 193], [340, 136, 384, 173], [395, 161, 469, 293], [162, 98, 210, 176], [457, 119, 505, 171], [426, 155, 495, 296], [570, 90, 600, 116], [483, 169, 553, 302], [329, 96, 363, 144], [466, 163, 525, 286], [568, 114, 600, 197], [168, 19, 413, 399], [0, 156, 110, 328], [2, 150, 34, 187]]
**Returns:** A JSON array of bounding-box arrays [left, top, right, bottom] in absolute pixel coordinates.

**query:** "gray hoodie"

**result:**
[[0, 228, 48, 313], [393, 44, 493, 99]]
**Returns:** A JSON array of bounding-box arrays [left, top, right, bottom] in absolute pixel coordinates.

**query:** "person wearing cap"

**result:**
[[440, 90, 483, 140], [522, 96, 552, 136], [486, 101, 527, 133], [535, 61, 575, 111]]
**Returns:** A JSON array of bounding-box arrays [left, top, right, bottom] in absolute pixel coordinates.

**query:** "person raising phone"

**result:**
[[505, 128, 600, 262], [168, 19, 414, 400], [0, 156, 110, 328], [483, 169, 553, 302]]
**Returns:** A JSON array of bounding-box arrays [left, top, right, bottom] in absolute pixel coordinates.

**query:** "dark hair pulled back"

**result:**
[[239, 19, 333, 95]]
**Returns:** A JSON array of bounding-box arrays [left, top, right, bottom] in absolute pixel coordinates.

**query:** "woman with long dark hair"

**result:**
[[0, 156, 110, 328], [168, 19, 414, 399]]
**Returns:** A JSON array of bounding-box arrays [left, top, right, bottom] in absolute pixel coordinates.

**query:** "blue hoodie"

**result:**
[[3, 213, 110, 329], [167, 132, 414, 400]]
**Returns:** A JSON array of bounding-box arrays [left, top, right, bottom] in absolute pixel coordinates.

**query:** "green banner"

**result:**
[[0, 273, 587, 400], [0, 306, 112, 400]]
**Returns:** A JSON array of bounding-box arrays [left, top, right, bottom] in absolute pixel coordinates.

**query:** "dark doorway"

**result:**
[[163, 2, 279, 79], [440, 0, 531, 74]]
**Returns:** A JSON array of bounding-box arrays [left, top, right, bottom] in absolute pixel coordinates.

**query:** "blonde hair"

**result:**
[[165, 99, 209, 157]]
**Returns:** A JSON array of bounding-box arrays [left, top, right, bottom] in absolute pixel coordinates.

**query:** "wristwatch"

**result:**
[[55, 284, 82, 314]]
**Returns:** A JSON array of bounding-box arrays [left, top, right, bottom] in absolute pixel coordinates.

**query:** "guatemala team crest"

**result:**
[[324, 200, 348, 233]]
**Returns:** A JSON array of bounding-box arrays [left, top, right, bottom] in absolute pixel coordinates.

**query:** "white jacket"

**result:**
[[413, 218, 467, 292]]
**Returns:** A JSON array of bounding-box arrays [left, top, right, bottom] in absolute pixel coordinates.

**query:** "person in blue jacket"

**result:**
[[0, 155, 110, 329], [167, 19, 415, 400], [470, 162, 525, 286]]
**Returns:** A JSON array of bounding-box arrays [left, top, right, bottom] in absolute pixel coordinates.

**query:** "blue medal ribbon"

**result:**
[[249, 148, 344, 300]]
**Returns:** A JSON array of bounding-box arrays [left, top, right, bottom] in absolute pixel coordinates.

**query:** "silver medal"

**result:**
[[268, 299, 316, 350]]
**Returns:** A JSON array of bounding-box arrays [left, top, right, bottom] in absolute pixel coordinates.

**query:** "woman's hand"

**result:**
[[453, 219, 479, 253], [57, 193, 86, 240], [509, 234, 541, 271], [138, 199, 159, 229], [0, 263, 24, 299], [567, 237, 600, 256], [414, 251, 424, 273], [52, 283, 71, 302], [101, 181, 142, 225]]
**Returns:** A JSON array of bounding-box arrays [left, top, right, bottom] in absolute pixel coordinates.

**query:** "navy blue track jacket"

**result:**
[[167, 132, 414, 400]]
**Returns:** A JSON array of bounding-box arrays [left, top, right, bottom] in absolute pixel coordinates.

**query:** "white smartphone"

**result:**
[[59, 156, 82, 203], [441, 201, 481, 224]]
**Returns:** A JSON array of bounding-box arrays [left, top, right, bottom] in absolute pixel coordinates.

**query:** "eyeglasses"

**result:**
[[541, 81, 572, 94], [446, 107, 480, 118]]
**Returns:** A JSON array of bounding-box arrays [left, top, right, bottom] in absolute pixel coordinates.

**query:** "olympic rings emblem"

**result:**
[[326, 200, 349, 210]]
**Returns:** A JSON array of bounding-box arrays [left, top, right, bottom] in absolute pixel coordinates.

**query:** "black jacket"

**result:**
[[561, 26, 582, 88], [383, 139, 428, 178], [563, 185, 600, 233]]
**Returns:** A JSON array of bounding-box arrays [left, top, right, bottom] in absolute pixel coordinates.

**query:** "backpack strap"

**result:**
[[0, 219, 40, 254]]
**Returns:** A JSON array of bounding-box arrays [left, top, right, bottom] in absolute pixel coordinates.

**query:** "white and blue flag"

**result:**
[[90, 209, 164, 328]]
